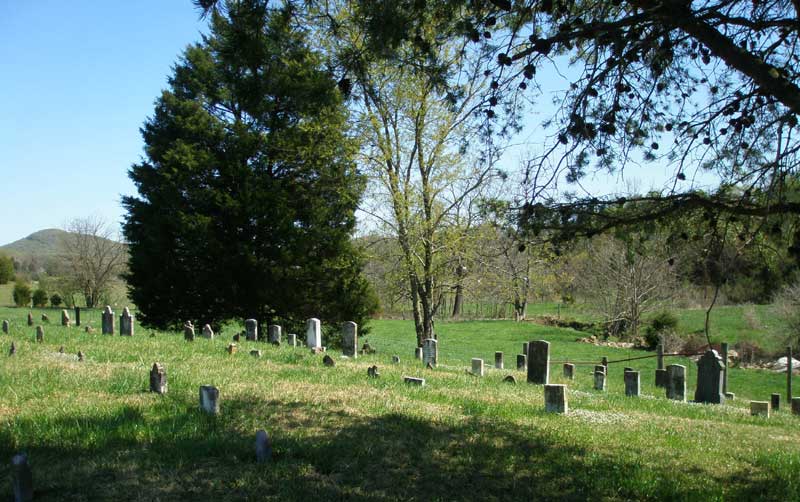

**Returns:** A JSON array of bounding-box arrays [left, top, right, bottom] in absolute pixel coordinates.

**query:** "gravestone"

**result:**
[[655, 369, 668, 388], [85, 326, 94, 334], [323, 354, 335, 367], [403, 376, 425, 386], [202, 324, 214, 339], [623, 367, 633, 373], [725, 392, 736, 400], [12, 453, 34, 502], [61, 309, 70, 327], [227, 343, 237, 355], [495, 351, 504, 369], [666, 364, 686, 401], [287, 333, 297, 347], [594, 364, 606, 375], [77, 351, 84, 362], [526, 340, 550, 384], [101, 306, 114, 334], [255, 430, 272, 463], [522, 342, 529, 358], [563, 363, 575, 380], [74, 306, 80, 327], [771, 393, 780, 411], [656, 343, 664, 370], [517, 354, 527, 371], [306, 318, 321, 349], [544, 384, 568, 413], [41, 314, 48, 322], [27, 313, 33, 326], [601, 356, 608, 372], [422, 338, 438, 368], [471, 358, 484, 376], [184, 321, 195, 341], [593, 371, 606, 391], [150, 363, 167, 394], [392, 355, 400, 364], [2, 320, 8, 334], [792, 397, 800, 415], [415, 347, 423, 360], [694, 349, 725, 404], [268, 325, 282, 345], [367, 365, 379, 378], [245, 319, 258, 341], [58, 346, 64, 354], [361, 341, 375, 354], [342, 322, 357, 358], [750, 401, 770, 417], [9, 342, 16, 356], [624, 371, 640, 397], [120, 307, 134, 336], [503, 375, 517, 384], [35, 326, 44, 343], [250, 350, 262, 358], [199, 386, 220, 415]]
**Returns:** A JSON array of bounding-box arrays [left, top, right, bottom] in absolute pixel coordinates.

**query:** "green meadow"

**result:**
[[1, 307, 798, 500]]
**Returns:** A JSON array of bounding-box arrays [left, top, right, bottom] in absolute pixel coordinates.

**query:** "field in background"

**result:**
[[1, 307, 798, 500]]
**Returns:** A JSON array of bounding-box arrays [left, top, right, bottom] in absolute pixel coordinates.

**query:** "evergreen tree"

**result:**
[[123, 1, 376, 332]]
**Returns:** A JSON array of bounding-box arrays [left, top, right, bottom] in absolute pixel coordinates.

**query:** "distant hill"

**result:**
[[0, 229, 72, 258]]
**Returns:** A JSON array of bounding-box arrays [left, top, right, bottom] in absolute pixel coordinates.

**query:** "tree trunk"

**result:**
[[452, 283, 463, 317]]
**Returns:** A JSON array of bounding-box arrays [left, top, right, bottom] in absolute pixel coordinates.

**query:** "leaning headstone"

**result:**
[[544, 384, 568, 413], [342, 321, 357, 358], [74, 306, 81, 327], [750, 401, 770, 417], [9, 342, 16, 356], [150, 363, 167, 394], [255, 430, 272, 463], [495, 351, 504, 369], [593, 371, 606, 391], [2, 320, 8, 334], [199, 386, 220, 415], [184, 321, 195, 341], [27, 313, 33, 326], [306, 318, 321, 349], [471, 358, 485, 377], [403, 376, 425, 386], [12, 453, 34, 502], [694, 349, 725, 404], [367, 365, 379, 378], [624, 371, 640, 397], [202, 324, 214, 339], [392, 355, 400, 364], [287, 333, 297, 347], [101, 306, 114, 334], [245, 319, 258, 341], [322, 354, 335, 367], [35, 326, 44, 343], [655, 369, 668, 388], [227, 343, 237, 355], [771, 393, 781, 411], [666, 364, 687, 402], [61, 309, 70, 327], [250, 350, 262, 358], [526, 340, 550, 384], [517, 354, 527, 371], [422, 338, 438, 368], [268, 325, 282, 345], [503, 375, 517, 384], [120, 307, 134, 336], [563, 363, 575, 380], [792, 397, 800, 415], [415, 347, 423, 360]]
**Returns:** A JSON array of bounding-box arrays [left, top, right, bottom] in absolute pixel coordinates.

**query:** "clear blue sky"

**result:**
[[0, 1, 207, 245]]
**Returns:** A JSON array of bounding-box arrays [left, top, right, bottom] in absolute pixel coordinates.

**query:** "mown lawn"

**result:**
[[0, 307, 798, 500]]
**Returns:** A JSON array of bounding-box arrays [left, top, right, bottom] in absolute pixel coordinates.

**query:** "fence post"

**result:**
[[788, 346, 793, 404], [721, 342, 728, 395], [657, 344, 664, 370]]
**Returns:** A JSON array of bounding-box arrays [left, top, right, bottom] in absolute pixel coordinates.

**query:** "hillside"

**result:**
[[0, 229, 71, 258]]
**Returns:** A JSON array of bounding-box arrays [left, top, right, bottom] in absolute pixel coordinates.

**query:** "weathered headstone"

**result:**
[[471, 358, 484, 376], [77, 351, 84, 362], [27, 313, 33, 326], [624, 371, 640, 397], [250, 350, 262, 358], [563, 363, 575, 380], [750, 401, 770, 417], [593, 371, 606, 391], [792, 397, 800, 415], [202, 324, 214, 339], [415, 347, 423, 360], [306, 318, 321, 349], [268, 325, 282, 345], [403, 376, 425, 386], [150, 363, 167, 394], [41, 314, 48, 323], [74, 306, 80, 327], [101, 306, 114, 334], [9, 342, 16, 356], [666, 364, 686, 401], [526, 340, 550, 384], [2, 320, 8, 334], [771, 393, 780, 411], [495, 351, 504, 370], [594, 364, 606, 375], [342, 321, 357, 358], [245, 319, 258, 341], [227, 343, 237, 355], [322, 354, 335, 367], [61, 309, 70, 327], [255, 430, 271, 463], [12, 453, 34, 502], [392, 355, 400, 364], [287, 333, 297, 347], [367, 365, 379, 378], [422, 338, 438, 368], [233, 333, 241, 342], [120, 307, 134, 336], [544, 384, 568, 413], [199, 386, 220, 415], [184, 321, 195, 341], [35, 326, 44, 343], [58, 346, 64, 354], [522, 342, 529, 358], [517, 354, 527, 371], [503, 375, 517, 384], [694, 349, 725, 404], [655, 369, 668, 388]]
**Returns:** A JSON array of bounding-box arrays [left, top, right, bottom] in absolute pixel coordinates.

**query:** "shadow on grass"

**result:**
[[0, 395, 796, 501]]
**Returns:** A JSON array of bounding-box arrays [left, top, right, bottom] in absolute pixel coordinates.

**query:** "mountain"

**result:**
[[0, 229, 72, 258]]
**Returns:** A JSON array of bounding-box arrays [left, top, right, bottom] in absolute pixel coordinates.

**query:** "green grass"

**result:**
[[1, 307, 799, 500]]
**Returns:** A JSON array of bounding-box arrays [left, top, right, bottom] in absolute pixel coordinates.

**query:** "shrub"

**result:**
[[12, 281, 32, 307], [32, 289, 48, 307], [644, 311, 679, 349], [50, 293, 63, 307], [0, 254, 13, 284]]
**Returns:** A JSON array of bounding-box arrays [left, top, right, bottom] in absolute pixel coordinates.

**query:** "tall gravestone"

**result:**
[[495, 351, 504, 369], [526, 340, 550, 384], [27, 313, 33, 327], [422, 338, 438, 367], [517, 354, 527, 371], [184, 321, 195, 341], [101, 306, 114, 335], [268, 325, 282, 345], [694, 350, 725, 404], [471, 358, 484, 376], [199, 386, 220, 415], [120, 307, 134, 336], [61, 310, 70, 327], [342, 322, 357, 357], [245, 319, 258, 341], [150, 363, 167, 394], [624, 371, 640, 397], [2, 320, 8, 334], [306, 318, 322, 349], [74, 306, 80, 327], [202, 324, 214, 339], [666, 364, 686, 402]]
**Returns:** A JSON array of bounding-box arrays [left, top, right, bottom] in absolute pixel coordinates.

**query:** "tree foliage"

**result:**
[[32, 289, 48, 308], [124, 0, 376, 331], [0, 253, 13, 285], [12, 281, 31, 308]]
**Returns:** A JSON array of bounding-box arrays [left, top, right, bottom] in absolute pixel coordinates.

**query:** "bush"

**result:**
[[12, 281, 32, 307], [0, 254, 13, 284], [50, 293, 63, 307], [32, 289, 48, 307], [644, 311, 679, 349]]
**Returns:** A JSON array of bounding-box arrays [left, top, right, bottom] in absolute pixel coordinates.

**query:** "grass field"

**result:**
[[1, 307, 799, 500]]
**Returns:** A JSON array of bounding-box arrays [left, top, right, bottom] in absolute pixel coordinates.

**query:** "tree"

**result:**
[[12, 281, 31, 308], [61, 216, 127, 308], [50, 293, 63, 307], [123, 0, 376, 331], [0, 253, 13, 284], [32, 289, 48, 308]]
